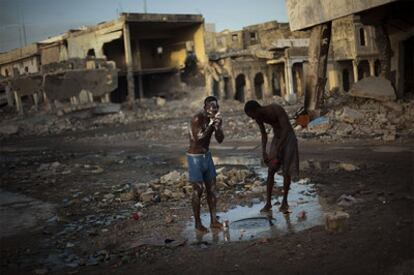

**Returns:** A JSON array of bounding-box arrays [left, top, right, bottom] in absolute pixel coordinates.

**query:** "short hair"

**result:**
[[244, 100, 261, 114], [204, 96, 218, 106]]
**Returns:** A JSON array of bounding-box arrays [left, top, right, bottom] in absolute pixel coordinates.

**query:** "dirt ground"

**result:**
[[0, 102, 413, 275]]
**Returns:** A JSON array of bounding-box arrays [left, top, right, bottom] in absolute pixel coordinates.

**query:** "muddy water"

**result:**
[[182, 156, 328, 244]]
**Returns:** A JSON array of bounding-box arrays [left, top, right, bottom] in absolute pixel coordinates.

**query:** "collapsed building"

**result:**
[[0, 13, 206, 113], [205, 0, 413, 109], [204, 21, 310, 103], [285, 0, 414, 115]]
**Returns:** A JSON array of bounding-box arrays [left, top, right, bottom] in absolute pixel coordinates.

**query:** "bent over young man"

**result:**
[[244, 100, 299, 213], [187, 96, 224, 232]]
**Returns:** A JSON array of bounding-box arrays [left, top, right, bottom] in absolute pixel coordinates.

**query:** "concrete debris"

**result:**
[[338, 163, 359, 172], [325, 211, 350, 233], [155, 97, 167, 107], [337, 194, 362, 207], [160, 170, 182, 184], [140, 189, 156, 203], [339, 107, 364, 124], [349, 77, 396, 102]]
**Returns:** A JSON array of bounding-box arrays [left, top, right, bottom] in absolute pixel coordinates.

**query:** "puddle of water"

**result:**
[[183, 167, 325, 244], [176, 155, 262, 168]]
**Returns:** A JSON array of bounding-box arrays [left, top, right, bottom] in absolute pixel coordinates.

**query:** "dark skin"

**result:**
[[246, 103, 294, 213], [188, 100, 224, 232]]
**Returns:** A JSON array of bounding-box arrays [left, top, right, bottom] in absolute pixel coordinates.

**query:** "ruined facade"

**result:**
[[0, 13, 206, 113], [205, 21, 310, 103], [286, 0, 414, 113]]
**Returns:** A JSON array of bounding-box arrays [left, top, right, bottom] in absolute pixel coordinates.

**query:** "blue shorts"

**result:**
[[187, 151, 217, 183]]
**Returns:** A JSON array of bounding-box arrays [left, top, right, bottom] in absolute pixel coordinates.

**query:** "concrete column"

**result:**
[[304, 22, 332, 113], [33, 93, 39, 111], [285, 61, 297, 103], [88, 92, 94, 103], [352, 60, 359, 83], [263, 73, 271, 98], [369, 59, 375, 76], [133, 39, 144, 100], [43, 91, 52, 112], [123, 22, 136, 106], [5, 85, 13, 106], [14, 91, 23, 114], [245, 76, 253, 101]]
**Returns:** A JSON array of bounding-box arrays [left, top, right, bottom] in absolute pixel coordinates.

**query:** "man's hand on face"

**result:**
[[213, 112, 222, 129]]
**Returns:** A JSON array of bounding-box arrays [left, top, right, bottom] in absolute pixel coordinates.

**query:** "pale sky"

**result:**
[[0, 0, 288, 52]]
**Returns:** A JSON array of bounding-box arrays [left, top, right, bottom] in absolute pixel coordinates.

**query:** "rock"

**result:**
[[339, 163, 359, 171], [308, 116, 330, 133], [349, 76, 396, 102], [251, 181, 266, 193], [0, 125, 19, 136], [336, 122, 354, 136], [155, 97, 166, 106], [160, 170, 181, 184], [163, 189, 173, 198], [325, 211, 350, 233], [103, 193, 115, 200], [93, 103, 121, 115], [171, 191, 185, 200], [382, 101, 403, 113], [120, 191, 135, 201], [337, 194, 361, 207], [340, 107, 364, 124], [132, 183, 150, 197], [383, 129, 396, 141], [140, 189, 155, 203]]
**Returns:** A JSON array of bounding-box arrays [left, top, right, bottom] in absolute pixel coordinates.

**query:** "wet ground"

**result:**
[[1, 115, 413, 274], [184, 175, 327, 244]]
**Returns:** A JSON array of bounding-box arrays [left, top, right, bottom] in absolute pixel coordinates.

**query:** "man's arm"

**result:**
[[190, 114, 215, 143], [257, 120, 269, 163], [213, 113, 224, 143]]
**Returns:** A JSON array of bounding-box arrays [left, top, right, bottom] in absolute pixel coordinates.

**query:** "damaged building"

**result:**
[[285, 0, 414, 114], [204, 21, 310, 103], [0, 13, 206, 113]]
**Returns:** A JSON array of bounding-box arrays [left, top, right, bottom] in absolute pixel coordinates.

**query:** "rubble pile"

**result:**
[[299, 96, 414, 142]]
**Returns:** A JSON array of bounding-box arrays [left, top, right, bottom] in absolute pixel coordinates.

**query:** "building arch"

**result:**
[[254, 72, 264, 99], [235, 74, 246, 102]]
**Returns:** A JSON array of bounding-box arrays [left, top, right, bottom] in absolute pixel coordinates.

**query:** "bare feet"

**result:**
[[260, 203, 272, 213], [210, 221, 223, 230], [195, 223, 209, 233], [279, 203, 290, 214]]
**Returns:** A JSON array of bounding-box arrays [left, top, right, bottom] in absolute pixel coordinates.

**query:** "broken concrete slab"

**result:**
[[339, 107, 364, 124], [325, 211, 350, 233], [349, 77, 396, 102]]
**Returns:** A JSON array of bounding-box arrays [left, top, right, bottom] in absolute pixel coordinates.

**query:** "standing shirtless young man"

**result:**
[[187, 96, 224, 232], [244, 100, 299, 213]]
